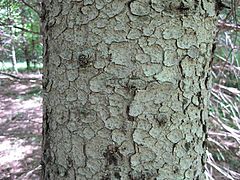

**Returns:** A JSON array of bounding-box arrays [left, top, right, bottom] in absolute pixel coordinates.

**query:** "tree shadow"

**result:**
[[0, 73, 42, 179]]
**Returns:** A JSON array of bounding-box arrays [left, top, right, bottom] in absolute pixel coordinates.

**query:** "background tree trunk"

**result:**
[[20, 7, 31, 70], [10, 26, 18, 73], [42, 1, 216, 179]]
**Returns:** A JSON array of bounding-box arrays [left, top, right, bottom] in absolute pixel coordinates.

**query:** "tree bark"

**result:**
[[21, 7, 31, 70], [42, 1, 216, 179], [10, 26, 18, 73]]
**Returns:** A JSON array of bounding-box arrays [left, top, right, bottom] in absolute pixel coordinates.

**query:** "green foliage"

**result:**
[[0, 0, 42, 67], [0, 61, 42, 72]]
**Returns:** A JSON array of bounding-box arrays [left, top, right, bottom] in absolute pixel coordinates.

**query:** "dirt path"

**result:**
[[0, 73, 42, 180]]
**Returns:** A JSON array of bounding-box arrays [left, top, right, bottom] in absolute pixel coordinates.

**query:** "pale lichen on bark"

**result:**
[[42, 0, 216, 179]]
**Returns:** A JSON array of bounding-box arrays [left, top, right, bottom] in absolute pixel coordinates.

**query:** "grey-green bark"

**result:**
[[42, 0, 216, 179]]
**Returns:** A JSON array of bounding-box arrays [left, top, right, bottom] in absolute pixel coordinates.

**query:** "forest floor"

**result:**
[[0, 72, 42, 180]]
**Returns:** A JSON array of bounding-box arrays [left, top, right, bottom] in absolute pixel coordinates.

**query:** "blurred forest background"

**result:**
[[0, 0, 239, 179]]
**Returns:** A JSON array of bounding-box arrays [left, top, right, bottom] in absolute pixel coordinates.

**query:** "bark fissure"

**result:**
[[42, 0, 216, 179]]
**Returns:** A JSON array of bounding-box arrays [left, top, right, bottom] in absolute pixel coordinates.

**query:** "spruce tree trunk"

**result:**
[[42, 1, 216, 179]]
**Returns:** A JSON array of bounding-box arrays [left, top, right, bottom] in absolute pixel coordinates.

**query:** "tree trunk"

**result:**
[[23, 43, 31, 70], [42, 1, 216, 179], [21, 8, 31, 71], [10, 26, 18, 73]]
